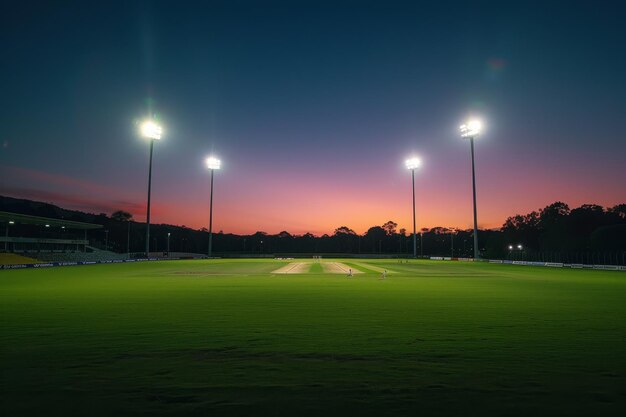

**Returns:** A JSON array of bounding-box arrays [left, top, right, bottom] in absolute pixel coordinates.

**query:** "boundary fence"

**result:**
[[0, 257, 175, 270], [429, 256, 626, 271], [3, 256, 626, 271]]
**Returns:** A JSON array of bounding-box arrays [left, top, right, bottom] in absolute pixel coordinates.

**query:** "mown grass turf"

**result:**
[[1, 259, 625, 416]]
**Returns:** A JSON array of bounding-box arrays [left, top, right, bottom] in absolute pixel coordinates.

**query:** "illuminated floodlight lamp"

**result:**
[[517, 244, 523, 250], [45, 224, 50, 227], [405, 157, 421, 170], [508, 245, 513, 250], [140, 120, 163, 140], [9, 220, 15, 224], [206, 156, 221, 170], [459, 119, 483, 138]]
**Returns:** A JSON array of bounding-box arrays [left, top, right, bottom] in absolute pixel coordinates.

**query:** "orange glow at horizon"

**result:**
[[1, 157, 624, 237]]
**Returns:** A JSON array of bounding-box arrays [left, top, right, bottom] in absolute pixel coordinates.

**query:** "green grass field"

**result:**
[[1, 259, 625, 416]]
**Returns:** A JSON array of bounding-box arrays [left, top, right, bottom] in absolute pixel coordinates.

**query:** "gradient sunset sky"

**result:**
[[1, 1, 625, 235]]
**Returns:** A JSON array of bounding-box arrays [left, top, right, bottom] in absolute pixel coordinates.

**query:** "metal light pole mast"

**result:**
[[139, 119, 162, 259], [145, 140, 154, 257], [411, 168, 417, 258], [469, 136, 479, 259], [460, 119, 482, 260], [205, 156, 221, 258], [405, 157, 421, 259], [208, 169, 215, 257]]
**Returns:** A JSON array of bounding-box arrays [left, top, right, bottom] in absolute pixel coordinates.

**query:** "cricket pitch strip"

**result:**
[[272, 261, 362, 274]]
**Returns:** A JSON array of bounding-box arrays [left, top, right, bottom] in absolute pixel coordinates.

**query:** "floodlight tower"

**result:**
[[459, 119, 482, 259], [206, 156, 221, 258], [140, 119, 162, 258], [405, 157, 421, 258]]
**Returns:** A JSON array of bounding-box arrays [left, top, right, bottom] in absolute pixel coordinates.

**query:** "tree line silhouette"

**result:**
[[2, 196, 625, 263]]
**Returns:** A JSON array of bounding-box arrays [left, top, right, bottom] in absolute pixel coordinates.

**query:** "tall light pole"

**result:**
[[405, 157, 421, 258], [460, 119, 482, 259], [167, 232, 171, 256], [140, 119, 162, 258], [206, 156, 221, 258]]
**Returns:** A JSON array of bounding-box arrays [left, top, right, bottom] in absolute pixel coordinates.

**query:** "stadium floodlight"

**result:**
[[140, 120, 162, 140], [405, 156, 421, 258], [167, 232, 171, 256], [405, 157, 421, 170], [517, 244, 523, 250], [459, 117, 483, 259], [206, 156, 221, 257], [459, 119, 482, 138], [45, 224, 50, 227], [139, 118, 163, 258], [206, 156, 221, 170], [508, 245, 514, 250], [9, 221, 14, 224]]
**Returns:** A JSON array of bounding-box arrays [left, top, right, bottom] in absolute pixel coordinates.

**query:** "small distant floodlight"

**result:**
[[517, 244, 523, 250], [206, 156, 221, 170], [405, 157, 421, 170], [9, 220, 15, 224], [140, 120, 163, 140], [45, 224, 50, 227], [460, 119, 483, 138], [508, 245, 513, 250]]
